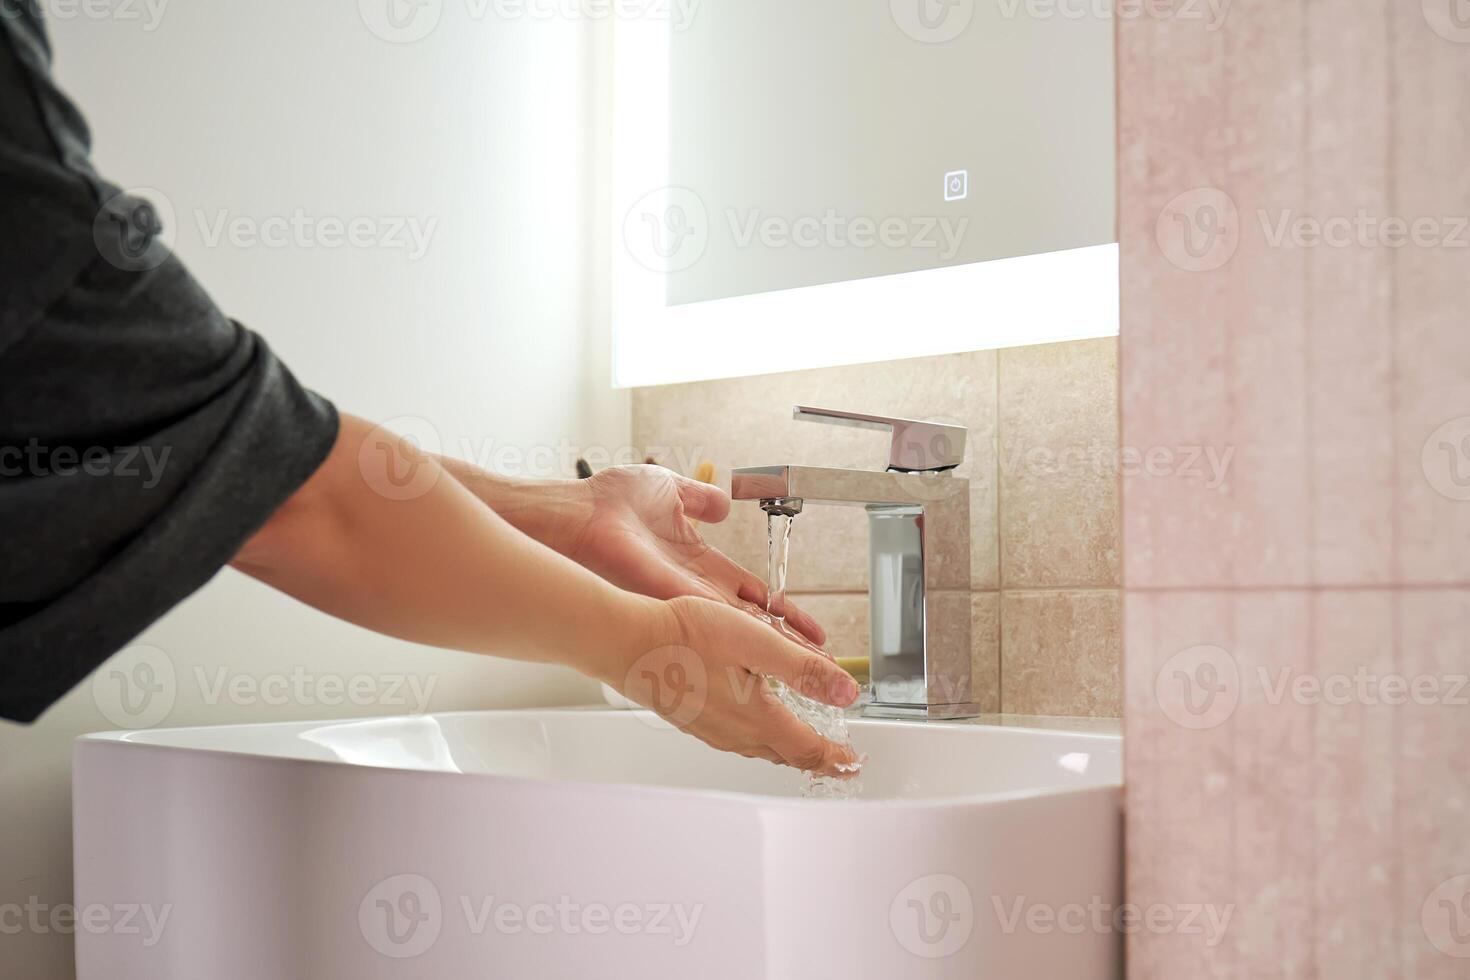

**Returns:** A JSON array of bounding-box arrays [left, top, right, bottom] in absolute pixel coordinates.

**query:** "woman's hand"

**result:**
[[438, 460, 828, 647], [238, 419, 858, 778], [567, 466, 828, 646], [596, 595, 861, 777]]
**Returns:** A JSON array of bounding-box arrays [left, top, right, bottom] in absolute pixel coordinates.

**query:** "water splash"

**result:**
[[766, 513, 863, 800]]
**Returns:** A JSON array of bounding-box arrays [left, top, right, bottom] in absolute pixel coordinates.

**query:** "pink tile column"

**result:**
[[1120, 0, 1470, 976]]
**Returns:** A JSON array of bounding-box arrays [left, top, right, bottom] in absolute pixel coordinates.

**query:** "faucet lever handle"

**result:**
[[792, 406, 966, 473]]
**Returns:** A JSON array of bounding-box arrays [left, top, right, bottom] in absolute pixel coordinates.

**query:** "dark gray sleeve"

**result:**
[[0, 252, 339, 723], [0, 7, 340, 722]]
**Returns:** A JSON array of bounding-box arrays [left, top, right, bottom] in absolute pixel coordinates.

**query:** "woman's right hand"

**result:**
[[237, 415, 859, 778], [602, 596, 863, 778]]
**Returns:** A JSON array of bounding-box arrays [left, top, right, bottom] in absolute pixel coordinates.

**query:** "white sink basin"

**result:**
[[73, 709, 1122, 979]]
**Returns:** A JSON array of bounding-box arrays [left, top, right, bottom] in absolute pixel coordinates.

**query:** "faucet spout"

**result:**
[[731, 419, 978, 721], [759, 496, 803, 517]]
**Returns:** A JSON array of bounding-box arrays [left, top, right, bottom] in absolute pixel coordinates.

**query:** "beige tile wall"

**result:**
[[631, 337, 1120, 717]]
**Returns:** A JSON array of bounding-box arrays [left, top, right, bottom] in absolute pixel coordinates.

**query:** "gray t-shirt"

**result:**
[[0, 4, 339, 722]]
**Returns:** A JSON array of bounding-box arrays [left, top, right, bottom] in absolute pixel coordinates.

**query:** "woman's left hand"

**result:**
[[566, 466, 828, 647]]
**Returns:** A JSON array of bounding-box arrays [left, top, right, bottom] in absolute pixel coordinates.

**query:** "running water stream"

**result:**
[[766, 512, 863, 799]]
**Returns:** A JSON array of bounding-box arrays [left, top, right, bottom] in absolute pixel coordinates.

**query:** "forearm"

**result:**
[[232, 415, 861, 777], [433, 455, 590, 557], [232, 415, 663, 678]]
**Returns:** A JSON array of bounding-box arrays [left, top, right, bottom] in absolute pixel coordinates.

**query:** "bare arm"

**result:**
[[434, 457, 831, 645], [231, 414, 860, 775], [430, 459, 590, 556], [232, 415, 650, 670]]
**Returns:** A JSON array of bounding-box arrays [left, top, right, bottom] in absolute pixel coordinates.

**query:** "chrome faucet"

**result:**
[[732, 407, 979, 720]]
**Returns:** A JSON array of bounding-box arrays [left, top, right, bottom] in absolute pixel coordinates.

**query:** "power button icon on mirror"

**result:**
[[943, 170, 968, 202]]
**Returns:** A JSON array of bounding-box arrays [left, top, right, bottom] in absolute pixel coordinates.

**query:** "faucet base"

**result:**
[[862, 701, 985, 721]]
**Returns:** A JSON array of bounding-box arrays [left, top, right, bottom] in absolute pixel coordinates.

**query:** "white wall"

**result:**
[[0, 4, 620, 976]]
